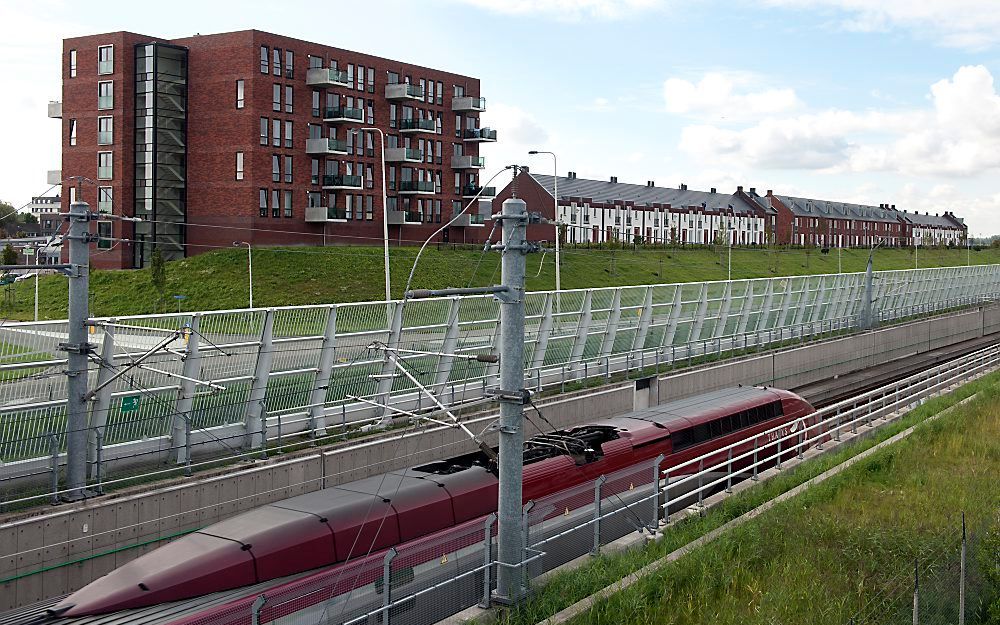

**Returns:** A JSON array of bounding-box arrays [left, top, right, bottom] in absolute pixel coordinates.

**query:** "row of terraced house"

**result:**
[[47, 29, 966, 270], [495, 170, 967, 248]]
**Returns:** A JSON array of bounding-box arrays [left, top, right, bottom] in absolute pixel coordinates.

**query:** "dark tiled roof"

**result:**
[[899, 210, 964, 228], [776, 195, 902, 224], [529, 173, 764, 216]]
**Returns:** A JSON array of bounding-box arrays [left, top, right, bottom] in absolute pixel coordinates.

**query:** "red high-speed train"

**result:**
[[50, 386, 814, 617]]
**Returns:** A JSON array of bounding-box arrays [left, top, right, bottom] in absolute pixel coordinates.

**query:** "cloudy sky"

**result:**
[[3, 0, 1000, 233]]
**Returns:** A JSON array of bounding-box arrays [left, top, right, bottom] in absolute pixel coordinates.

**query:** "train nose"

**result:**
[[51, 533, 257, 616]]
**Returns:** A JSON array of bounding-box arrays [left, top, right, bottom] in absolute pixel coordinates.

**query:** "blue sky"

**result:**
[[4, 0, 1000, 233]]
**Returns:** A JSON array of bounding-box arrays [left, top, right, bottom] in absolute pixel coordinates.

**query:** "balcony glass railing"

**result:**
[[97, 166, 113, 180], [98, 131, 113, 145], [398, 118, 436, 132], [307, 67, 351, 86], [386, 83, 425, 99], [399, 180, 435, 193], [325, 138, 349, 152], [98, 60, 113, 75], [462, 185, 496, 197], [326, 206, 348, 220], [323, 107, 364, 121], [97, 96, 113, 110], [405, 211, 423, 223], [463, 128, 497, 141], [322, 174, 363, 188]]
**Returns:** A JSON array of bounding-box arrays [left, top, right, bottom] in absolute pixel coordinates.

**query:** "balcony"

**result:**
[[387, 210, 423, 225], [306, 67, 352, 88], [306, 138, 349, 155], [97, 166, 113, 180], [46, 170, 61, 185], [323, 107, 364, 123], [451, 201, 489, 227], [398, 180, 435, 194], [98, 131, 113, 145], [451, 155, 485, 169], [398, 118, 436, 134], [305, 205, 348, 223], [452, 96, 486, 112], [461, 185, 496, 198], [463, 127, 497, 142], [385, 82, 424, 101], [98, 95, 113, 110], [385, 147, 423, 163], [321, 174, 363, 190], [47, 101, 62, 119]]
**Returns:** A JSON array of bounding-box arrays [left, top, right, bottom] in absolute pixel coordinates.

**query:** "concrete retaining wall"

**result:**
[[2, 303, 997, 611]]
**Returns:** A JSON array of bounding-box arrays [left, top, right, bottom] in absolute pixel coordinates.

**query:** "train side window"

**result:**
[[739, 410, 751, 429], [692, 423, 711, 444], [709, 420, 722, 438], [672, 428, 693, 450], [772, 401, 784, 418]]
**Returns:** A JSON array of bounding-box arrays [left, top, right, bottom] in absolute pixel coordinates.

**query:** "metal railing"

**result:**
[[198, 340, 1000, 625], [1, 265, 999, 495]]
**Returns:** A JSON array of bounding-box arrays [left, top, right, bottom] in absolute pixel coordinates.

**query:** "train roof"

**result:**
[[607, 386, 793, 434]]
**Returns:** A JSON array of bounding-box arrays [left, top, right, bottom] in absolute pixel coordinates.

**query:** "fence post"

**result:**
[[184, 415, 192, 477], [48, 433, 59, 505], [651, 454, 664, 530], [591, 475, 607, 555], [250, 595, 266, 625], [752, 437, 759, 481], [797, 429, 804, 460], [94, 428, 104, 495], [382, 547, 397, 625], [258, 404, 268, 460], [776, 437, 783, 470], [480, 513, 497, 609], [834, 408, 842, 442], [912, 558, 919, 625], [522, 501, 534, 592], [663, 470, 671, 524], [959, 512, 966, 625], [697, 459, 704, 507], [725, 447, 733, 493]]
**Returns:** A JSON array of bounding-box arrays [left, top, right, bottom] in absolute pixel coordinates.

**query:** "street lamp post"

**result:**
[[353, 127, 391, 305], [528, 150, 560, 302], [233, 241, 253, 308]]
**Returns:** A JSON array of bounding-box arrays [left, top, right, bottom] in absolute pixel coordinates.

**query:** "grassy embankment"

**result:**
[[2, 245, 997, 321], [495, 374, 1000, 625]]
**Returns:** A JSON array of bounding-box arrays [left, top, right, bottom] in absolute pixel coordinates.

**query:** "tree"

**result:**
[[1, 243, 17, 265], [150, 248, 167, 311]]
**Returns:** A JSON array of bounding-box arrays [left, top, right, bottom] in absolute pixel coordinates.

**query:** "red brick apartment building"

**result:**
[[51, 30, 497, 269]]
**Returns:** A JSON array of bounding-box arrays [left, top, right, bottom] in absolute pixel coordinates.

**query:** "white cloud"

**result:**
[[451, 0, 664, 19], [679, 65, 1000, 178], [760, 0, 1000, 49], [663, 72, 801, 121]]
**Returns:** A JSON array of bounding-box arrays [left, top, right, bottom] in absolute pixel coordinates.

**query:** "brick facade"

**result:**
[[58, 30, 495, 269]]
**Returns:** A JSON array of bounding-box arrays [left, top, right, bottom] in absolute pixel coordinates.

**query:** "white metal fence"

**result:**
[[171, 337, 1000, 625], [1, 264, 999, 492]]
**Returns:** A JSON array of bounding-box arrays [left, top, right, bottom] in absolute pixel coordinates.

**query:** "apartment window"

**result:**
[[427, 80, 434, 104], [98, 81, 113, 109], [366, 165, 374, 189], [283, 190, 293, 217], [389, 104, 397, 128], [308, 54, 322, 69], [69, 49, 77, 77], [272, 155, 280, 182], [273, 84, 281, 111], [454, 172, 460, 195], [308, 123, 321, 139], [358, 65, 365, 91], [366, 132, 374, 157], [97, 221, 112, 249], [388, 167, 396, 191], [272, 189, 280, 217], [436, 81, 443, 105], [285, 85, 293, 113], [436, 113, 443, 135], [272, 118, 281, 147], [284, 155, 293, 183], [455, 115, 461, 137], [284, 120, 293, 148], [69, 118, 77, 146], [98, 187, 113, 214], [259, 188, 267, 217], [435, 141, 442, 164], [367, 100, 374, 124], [367, 67, 374, 93], [98, 116, 112, 144], [354, 194, 363, 220], [419, 78, 426, 101], [98, 152, 112, 179], [454, 84, 465, 97], [311, 158, 319, 184], [285, 50, 294, 77], [98, 45, 113, 74], [236, 79, 245, 108], [388, 71, 399, 84], [272, 48, 281, 76], [308, 191, 321, 207], [236, 151, 244, 180], [347, 64, 354, 86], [260, 46, 269, 73], [260, 117, 268, 145]]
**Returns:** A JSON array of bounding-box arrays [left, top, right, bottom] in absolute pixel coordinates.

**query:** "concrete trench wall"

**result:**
[[1, 303, 996, 611]]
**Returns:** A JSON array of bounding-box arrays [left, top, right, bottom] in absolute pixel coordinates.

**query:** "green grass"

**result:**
[[494, 372, 1000, 625], [0, 245, 996, 321]]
